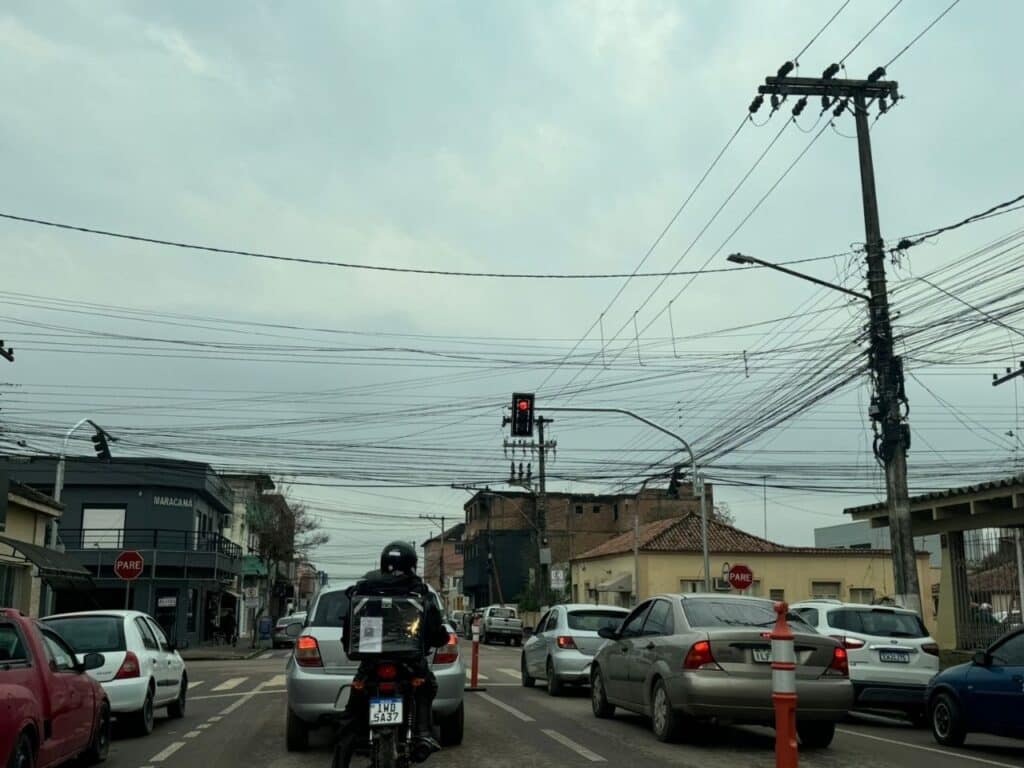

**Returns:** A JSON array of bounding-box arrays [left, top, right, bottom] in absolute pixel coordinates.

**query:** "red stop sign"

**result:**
[[727, 564, 754, 590], [114, 551, 144, 581]]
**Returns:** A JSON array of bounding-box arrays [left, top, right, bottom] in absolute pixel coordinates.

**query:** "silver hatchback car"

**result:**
[[285, 585, 465, 752], [521, 604, 629, 695]]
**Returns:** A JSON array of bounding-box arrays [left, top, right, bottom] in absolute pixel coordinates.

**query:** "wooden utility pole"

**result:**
[[535, 416, 551, 607], [759, 70, 922, 613]]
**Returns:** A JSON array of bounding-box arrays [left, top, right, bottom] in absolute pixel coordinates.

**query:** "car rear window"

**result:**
[[490, 608, 516, 619], [827, 608, 927, 638], [682, 599, 814, 632], [310, 592, 350, 627], [43, 616, 126, 653], [567, 610, 626, 632]]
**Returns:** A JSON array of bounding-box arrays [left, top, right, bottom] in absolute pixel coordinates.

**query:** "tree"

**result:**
[[712, 501, 735, 526]]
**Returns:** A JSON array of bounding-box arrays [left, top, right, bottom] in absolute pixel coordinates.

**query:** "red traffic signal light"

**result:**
[[510, 393, 534, 437]]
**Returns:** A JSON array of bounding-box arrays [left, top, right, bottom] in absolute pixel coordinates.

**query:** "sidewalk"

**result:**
[[179, 643, 267, 661]]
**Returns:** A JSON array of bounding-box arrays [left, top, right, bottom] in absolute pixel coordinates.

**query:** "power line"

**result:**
[[885, 0, 962, 68], [839, 0, 903, 64]]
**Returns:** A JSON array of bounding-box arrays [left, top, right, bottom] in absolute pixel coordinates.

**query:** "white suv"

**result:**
[[791, 600, 938, 721]]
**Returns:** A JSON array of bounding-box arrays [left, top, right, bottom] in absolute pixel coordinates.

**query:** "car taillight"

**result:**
[[376, 662, 398, 681], [114, 651, 140, 680], [829, 635, 865, 650], [683, 640, 722, 671], [556, 636, 577, 650], [921, 642, 940, 657], [433, 633, 460, 665], [824, 646, 849, 677], [295, 635, 323, 668]]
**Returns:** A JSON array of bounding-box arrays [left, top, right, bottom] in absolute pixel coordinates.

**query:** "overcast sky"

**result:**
[[3, 1, 1023, 582]]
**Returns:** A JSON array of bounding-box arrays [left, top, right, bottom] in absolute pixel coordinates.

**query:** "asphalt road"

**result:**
[[98, 640, 1024, 768]]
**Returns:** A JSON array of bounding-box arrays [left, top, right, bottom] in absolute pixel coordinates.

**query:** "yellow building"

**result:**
[[570, 514, 935, 632], [1, 481, 90, 617]]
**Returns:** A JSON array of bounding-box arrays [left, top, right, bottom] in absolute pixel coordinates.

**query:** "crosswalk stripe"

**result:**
[[259, 652, 273, 660], [189, 680, 204, 690], [265, 674, 286, 687], [497, 668, 521, 679], [212, 677, 247, 692], [464, 670, 489, 680]]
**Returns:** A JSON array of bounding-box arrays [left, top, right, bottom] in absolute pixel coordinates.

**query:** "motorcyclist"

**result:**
[[336, 541, 449, 756]]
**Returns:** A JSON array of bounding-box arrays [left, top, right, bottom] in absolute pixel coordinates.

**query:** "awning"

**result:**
[[596, 572, 632, 593], [242, 555, 268, 577], [0, 535, 94, 591]]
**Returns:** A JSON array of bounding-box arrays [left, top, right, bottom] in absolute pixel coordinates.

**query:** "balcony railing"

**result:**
[[60, 529, 242, 559]]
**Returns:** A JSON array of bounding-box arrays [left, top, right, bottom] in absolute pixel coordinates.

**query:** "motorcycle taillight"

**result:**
[[376, 662, 398, 681], [378, 682, 396, 695]]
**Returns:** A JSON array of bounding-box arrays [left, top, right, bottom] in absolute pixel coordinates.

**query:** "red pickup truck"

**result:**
[[1, 608, 111, 767]]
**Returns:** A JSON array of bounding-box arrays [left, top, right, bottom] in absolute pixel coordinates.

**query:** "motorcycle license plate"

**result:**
[[369, 698, 404, 727], [752, 648, 772, 663]]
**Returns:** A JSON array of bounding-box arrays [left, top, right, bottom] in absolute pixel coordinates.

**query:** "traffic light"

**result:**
[[510, 393, 534, 437], [91, 430, 112, 461]]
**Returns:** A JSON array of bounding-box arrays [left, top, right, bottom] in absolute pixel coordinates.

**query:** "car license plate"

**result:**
[[369, 698, 403, 727], [752, 648, 772, 663], [879, 650, 910, 664]]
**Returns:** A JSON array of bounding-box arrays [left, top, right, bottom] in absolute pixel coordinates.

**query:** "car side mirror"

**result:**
[[82, 652, 105, 672], [598, 626, 619, 641], [972, 651, 990, 666], [285, 622, 303, 638]]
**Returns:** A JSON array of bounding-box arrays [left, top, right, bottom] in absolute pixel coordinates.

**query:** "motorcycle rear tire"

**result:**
[[376, 729, 399, 768]]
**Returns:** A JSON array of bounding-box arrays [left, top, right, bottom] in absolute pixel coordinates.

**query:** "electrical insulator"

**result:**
[[867, 66, 886, 83], [821, 95, 832, 110], [879, 97, 889, 114], [822, 63, 840, 80], [770, 94, 780, 110], [792, 97, 807, 117], [776, 60, 795, 78], [748, 94, 764, 114], [833, 100, 846, 117]]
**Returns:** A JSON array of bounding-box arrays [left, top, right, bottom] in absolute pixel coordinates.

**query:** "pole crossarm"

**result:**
[[759, 76, 898, 100]]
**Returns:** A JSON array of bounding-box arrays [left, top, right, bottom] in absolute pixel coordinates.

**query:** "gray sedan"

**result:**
[[521, 604, 629, 695], [589, 594, 853, 748]]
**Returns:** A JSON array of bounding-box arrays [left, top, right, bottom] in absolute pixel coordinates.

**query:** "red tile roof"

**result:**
[[574, 513, 902, 561]]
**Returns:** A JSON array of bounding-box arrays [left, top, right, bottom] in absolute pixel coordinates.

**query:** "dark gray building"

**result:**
[[6, 456, 240, 648]]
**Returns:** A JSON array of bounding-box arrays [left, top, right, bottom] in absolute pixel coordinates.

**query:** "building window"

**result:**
[[455, 543, 464, 555], [592, 505, 601, 514], [613, 504, 619, 521], [0, 564, 22, 608], [187, 588, 199, 633], [770, 589, 785, 601], [575, 505, 583, 515], [811, 581, 841, 599], [81, 506, 126, 548], [850, 587, 876, 604]]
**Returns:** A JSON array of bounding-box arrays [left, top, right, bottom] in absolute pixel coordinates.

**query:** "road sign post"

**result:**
[[771, 601, 798, 768], [114, 550, 144, 610]]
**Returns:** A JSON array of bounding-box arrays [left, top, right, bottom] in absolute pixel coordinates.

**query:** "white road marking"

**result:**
[[497, 668, 521, 679], [197, 724, 211, 730], [188, 680, 204, 690], [219, 692, 256, 715], [837, 729, 1021, 768], [207, 716, 222, 722], [212, 677, 247, 692], [183, 730, 201, 739], [149, 742, 186, 762], [259, 651, 273, 660], [191, 688, 283, 704], [464, 670, 489, 680], [542, 729, 606, 762], [477, 693, 534, 722], [265, 674, 286, 687]]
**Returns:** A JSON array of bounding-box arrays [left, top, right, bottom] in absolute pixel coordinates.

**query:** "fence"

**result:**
[[955, 527, 1024, 649], [60, 528, 242, 559]]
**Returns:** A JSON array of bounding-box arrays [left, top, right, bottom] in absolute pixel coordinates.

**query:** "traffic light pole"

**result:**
[[758, 72, 922, 614], [537, 406, 710, 592]]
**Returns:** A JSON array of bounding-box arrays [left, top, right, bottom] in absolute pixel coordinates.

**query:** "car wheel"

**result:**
[[546, 660, 564, 697], [651, 679, 684, 743], [504, 637, 511, 646], [797, 722, 836, 749], [83, 701, 111, 764], [167, 675, 187, 719], [591, 667, 615, 719], [286, 707, 310, 752], [521, 653, 535, 688], [439, 702, 465, 747], [513, 636, 521, 647], [10, 731, 35, 768], [931, 693, 967, 747], [132, 688, 155, 737]]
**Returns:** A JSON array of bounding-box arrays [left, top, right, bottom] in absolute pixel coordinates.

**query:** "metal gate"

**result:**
[[956, 527, 1024, 649]]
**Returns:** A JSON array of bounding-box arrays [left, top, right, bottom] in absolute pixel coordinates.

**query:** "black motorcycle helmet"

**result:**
[[380, 540, 418, 575]]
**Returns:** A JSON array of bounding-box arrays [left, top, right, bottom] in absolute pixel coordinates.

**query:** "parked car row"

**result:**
[[273, 611, 308, 648], [1, 606, 190, 768]]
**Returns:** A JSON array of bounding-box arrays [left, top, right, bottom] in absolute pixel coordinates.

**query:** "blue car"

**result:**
[[926, 627, 1024, 746]]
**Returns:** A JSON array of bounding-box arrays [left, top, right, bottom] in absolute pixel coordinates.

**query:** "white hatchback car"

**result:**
[[791, 600, 938, 721], [44, 610, 188, 735]]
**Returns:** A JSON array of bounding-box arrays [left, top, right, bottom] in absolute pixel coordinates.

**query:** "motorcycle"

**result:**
[[333, 660, 434, 768]]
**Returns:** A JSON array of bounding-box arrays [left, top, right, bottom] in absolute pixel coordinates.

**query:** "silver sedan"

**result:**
[[589, 594, 853, 747], [521, 604, 629, 695]]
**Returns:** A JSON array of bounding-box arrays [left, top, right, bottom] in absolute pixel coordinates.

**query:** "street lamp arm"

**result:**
[[727, 253, 870, 302]]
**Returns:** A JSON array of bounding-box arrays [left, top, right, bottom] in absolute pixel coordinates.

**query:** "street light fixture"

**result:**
[[726, 253, 870, 302]]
